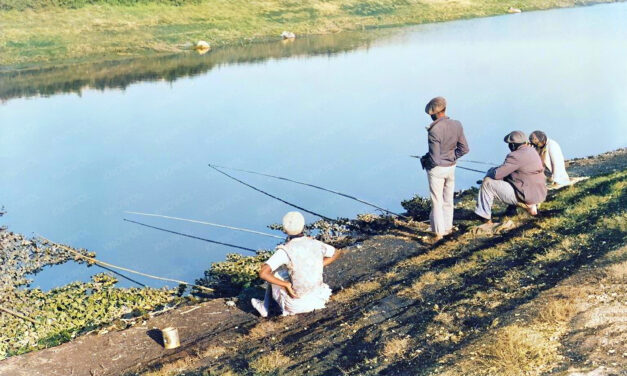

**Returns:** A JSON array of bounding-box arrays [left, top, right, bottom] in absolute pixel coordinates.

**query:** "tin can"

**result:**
[[161, 327, 180, 349]]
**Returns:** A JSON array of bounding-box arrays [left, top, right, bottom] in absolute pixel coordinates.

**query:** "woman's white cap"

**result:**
[[282, 211, 305, 235]]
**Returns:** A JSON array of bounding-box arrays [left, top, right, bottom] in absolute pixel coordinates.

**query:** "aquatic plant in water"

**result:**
[[0, 212, 179, 358]]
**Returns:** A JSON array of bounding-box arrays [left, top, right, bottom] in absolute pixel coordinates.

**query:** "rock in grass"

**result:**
[[281, 31, 296, 40], [508, 7, 522, 13], [195, 41, 211, 50]]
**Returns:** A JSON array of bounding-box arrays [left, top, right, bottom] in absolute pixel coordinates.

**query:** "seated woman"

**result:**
[[251, 211, 340, 317], [475, 131, 547, 222], [529, 130, 571, 186]]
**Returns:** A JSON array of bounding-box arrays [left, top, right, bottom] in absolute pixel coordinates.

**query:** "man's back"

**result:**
[[427, 117, 469, 167], [494, 145, 547, 204]]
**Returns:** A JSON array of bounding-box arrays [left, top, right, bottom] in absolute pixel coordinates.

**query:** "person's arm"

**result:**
[[455, 126, 470, 159], [259, 264, 298, 298], [323, 250, 340, 267], [490, 154, 519, 180], [427, 131, 441, 163]]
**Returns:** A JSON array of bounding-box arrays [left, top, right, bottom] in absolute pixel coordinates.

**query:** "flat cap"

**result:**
[[425, 96, 447, 115], [504, 130, 527, 144]]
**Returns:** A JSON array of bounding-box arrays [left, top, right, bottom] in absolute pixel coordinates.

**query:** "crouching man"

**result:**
[[475, 131, 547, 223], [251, 211, 340, 317], [529, 130, 571, 186]]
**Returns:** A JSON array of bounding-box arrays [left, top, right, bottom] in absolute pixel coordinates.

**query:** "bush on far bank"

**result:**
[[0, 0, 200, 11]]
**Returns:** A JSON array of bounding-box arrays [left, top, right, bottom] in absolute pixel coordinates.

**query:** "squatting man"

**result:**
[[251, 211, 340, 317]]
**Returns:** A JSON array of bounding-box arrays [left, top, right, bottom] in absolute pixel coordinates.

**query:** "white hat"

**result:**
[[282, 211, 305, 235]]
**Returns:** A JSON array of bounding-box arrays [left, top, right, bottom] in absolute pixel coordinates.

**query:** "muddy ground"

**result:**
[[0, 148, 625, 376]]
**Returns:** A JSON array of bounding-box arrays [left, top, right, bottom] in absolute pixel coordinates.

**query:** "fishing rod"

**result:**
[[410, 156, 486, 174], [457, 165, 487, 174], [458, 160, 498, 167], [95, 264, 146, 288], [208, 165, 336, 222], [208, 163, 408, 219], [123, 218, 258, 253], [38, 235, 214, 292], [125, 211, 284, 239]]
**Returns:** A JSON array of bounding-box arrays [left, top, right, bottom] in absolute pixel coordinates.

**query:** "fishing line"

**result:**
[[208, 165, 336, 222], [208, 163, 408, 219], [123, 218, 258, 253], [125, 211, 284, 239]]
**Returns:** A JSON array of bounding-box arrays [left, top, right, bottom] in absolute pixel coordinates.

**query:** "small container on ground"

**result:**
[[161, 327, 180, 349]]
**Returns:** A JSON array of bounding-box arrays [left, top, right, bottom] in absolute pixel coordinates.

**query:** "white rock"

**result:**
[[281, 31, 296, 39], [508, 7, 522, 13], [195, 40, 210, 50]]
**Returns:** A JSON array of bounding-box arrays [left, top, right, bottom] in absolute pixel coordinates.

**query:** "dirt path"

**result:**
[[1, 148, 624, 376]]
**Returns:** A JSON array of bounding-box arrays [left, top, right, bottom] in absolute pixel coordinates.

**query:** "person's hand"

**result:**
[[285, 283, 299, 299]]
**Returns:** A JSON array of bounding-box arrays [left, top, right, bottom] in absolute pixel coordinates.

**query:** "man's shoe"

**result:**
[[251, 298, 268, 318], [526, 204, 538, 216], [422, 234, 443, 245]]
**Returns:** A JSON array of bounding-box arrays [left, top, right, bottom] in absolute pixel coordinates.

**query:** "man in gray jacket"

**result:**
[[421, 96, 469, 241], [475, 131, 547, 222]]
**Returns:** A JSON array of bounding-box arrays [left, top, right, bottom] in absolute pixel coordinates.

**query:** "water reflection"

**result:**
[[0, 31, 390, 102]]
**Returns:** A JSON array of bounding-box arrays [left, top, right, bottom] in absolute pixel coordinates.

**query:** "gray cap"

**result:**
[[504, 130, 527, 144], [425, 96, 447, 115]]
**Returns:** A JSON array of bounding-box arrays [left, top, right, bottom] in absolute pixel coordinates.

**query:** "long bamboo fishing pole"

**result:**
[[94, 264, 146, 288], [456, 165, 487, 174], [410, 156, 487, 174], [37, 235, 214, 292], [125, 211, 284, 239], [458, 160, 498, 167], [208, 165, 335, 222], [123, 218, 258, 253], [0, 306, 37, 324], [208, 163, 408, 219]]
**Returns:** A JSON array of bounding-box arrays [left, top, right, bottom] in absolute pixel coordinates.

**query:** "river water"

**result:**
[[1, 3, 626, 290]]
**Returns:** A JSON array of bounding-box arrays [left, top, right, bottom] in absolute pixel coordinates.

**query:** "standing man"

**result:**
[[421, 96, 470, 242], [475, 131, 547, 223]]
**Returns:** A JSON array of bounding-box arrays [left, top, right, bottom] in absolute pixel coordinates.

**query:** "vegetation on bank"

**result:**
[[152, 168, 626, 375], [1, 153, 625, 371], [0, 31, 381, 101], [0, 228, 181, 359], [0, 0, 622, 69]]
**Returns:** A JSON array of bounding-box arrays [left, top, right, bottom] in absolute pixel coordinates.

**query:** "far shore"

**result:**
[[0, 0, 624, 70]]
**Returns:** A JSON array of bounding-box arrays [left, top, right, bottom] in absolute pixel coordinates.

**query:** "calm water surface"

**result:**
[[1, 3, 626, 290]]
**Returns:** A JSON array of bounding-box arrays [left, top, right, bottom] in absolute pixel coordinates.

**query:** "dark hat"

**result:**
[[425, 97, 447, 115], [504, 130, 527, 144]]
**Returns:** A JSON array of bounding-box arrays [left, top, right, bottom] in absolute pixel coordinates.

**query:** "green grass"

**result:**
[[0, 0, 622, 69], [169, 168, 626, 375]]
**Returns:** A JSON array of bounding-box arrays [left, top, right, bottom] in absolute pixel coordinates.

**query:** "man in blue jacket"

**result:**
[[475, 131, 547, 222], [421, 97, 470, 241]]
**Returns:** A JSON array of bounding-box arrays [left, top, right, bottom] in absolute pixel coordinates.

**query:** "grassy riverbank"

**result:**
[[1, 149, 624, 375], [0, 0, 622, 69]]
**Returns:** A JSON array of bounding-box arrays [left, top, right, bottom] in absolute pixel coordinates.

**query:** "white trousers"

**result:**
[[474, 177, 519, 220], [427, 165, 456, 235]]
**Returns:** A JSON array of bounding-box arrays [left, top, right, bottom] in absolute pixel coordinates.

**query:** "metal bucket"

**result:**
[[161, 327, 180, 349]]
